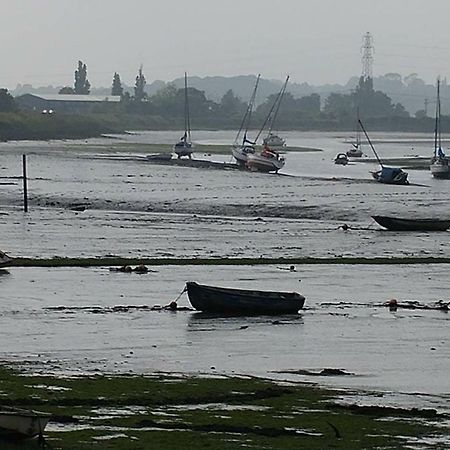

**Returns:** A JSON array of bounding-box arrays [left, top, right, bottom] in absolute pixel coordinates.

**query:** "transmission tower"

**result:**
[[361, 32, 374, 79]]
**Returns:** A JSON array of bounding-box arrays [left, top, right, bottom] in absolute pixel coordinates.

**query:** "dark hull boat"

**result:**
[[372, 215, 450, 231], [186, 282, 305, 315]]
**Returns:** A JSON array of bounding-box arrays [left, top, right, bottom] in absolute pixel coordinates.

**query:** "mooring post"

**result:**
[[22, 154, 28, 212]]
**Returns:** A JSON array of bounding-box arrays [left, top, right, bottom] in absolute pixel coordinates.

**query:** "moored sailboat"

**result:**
[[347, 108, 363, 157], [174, 73, 194, 159], [231, 75, 260, 166], [430, 78, 450, 178], [246, 76, 289, 173], [358, 119, 409, 185]]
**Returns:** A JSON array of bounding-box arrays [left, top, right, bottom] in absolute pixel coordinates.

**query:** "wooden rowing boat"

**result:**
[[372, 215, 450, 231], [186, 282, 305, 315]]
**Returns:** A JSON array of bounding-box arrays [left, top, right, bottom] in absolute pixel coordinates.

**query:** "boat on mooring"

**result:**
[[174, 72, 194, 159], [430, 78, 450, 179], [245, 76, 289, 173], [346, 109, 363, 157], [0, 407, 50, 438], [372, 215, 450, 231], [231, 75, 260, 167], [0, 251, 12, 268], [358, 119, 409, 185], [186, 281, 305, 315]]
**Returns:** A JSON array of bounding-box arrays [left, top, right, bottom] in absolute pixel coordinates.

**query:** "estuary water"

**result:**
[[0, 130, 449, 412]]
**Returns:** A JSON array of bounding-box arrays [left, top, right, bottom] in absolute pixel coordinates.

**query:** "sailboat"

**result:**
[[231, 75, 260, 166], [174, 73, 193, 159], [358, 119, 409, 185], [246, 76, 289, 173], [430, 78, 450, 178], [347, 108, 363, 157]]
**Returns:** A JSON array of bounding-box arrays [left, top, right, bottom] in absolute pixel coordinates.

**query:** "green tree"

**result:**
[[111, 72, 123, 96], [220, 89, 245, 115], [0, 88, 15, 112], [134, 66, 147, 102], [74, 60, 91, 95]]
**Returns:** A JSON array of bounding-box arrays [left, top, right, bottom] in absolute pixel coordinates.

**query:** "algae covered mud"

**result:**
[[0, 130, 450, 447], [1, 366, 449, 450]]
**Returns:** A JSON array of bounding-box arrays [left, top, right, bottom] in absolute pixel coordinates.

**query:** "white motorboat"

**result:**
[[0, 407, 50, 438], [174, 72, 194, 159], [430, 78, 450, 179]]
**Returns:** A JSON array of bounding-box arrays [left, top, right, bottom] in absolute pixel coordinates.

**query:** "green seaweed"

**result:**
[[0, 366, 447, 449]]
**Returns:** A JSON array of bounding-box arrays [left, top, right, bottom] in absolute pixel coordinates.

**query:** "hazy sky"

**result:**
[[1, 0, 450, 89]]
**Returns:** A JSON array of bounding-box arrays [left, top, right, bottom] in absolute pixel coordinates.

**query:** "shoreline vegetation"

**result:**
[[0, 365, 447, 449], [0, 111, 446, 142]]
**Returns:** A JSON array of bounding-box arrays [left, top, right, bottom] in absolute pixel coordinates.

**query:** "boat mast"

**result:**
[[254, 75, 289, 144], [234, 74, 260, 145], [358, 119, 383, 167], [184, 72, 191, 142], [268, 75, 289, 136], [434, 77, 441, 156]]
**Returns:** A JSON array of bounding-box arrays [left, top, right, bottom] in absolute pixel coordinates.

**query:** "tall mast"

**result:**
[[268, 75, 289, 135], [358, 119, 383, 167], [234, 74, 260, 144], [184, 72, 191, 142], [254, 76, 289, 144]]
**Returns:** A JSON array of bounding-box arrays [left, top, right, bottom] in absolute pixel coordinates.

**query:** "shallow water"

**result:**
[[0, 130, 449, 412]]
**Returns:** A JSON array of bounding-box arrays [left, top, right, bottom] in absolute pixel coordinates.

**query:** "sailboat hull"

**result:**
[[232, 145, 254, 166], [430, 160, 450, 178], [246, 153, 285, 173]]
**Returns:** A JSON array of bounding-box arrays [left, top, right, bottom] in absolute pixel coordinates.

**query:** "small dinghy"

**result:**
[[0, 407, 50, 438], [186, 281, 305, 315], [372, 215, 450, 231]]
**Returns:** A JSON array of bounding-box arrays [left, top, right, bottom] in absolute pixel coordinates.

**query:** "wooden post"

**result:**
[[22, 154, 28, 212]]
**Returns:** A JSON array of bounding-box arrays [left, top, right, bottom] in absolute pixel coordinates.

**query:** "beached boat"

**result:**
[[186, 281, 305, 315], [245, 76, 289, 173], [0, 407, 50, 438], [372, 215, 450, 231], [246, 150, 285, 173], [174, 73, 194, 159], [358, 119, 409, 185], [0, 251, 12, 267], [231, 75, 260, 166], [430, 78, 450, 178], [334, 153, 349, 165]]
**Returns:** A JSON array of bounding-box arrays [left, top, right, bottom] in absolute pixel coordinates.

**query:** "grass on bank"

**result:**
[[0, 366, 447, 450]]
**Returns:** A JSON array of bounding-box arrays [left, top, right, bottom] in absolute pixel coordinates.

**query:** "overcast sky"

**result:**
[[1, 0, 449, 89]]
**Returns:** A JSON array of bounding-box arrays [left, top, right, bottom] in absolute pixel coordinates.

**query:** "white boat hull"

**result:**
[[174, 143, 193, 158], [232, 145, 254, 166], [246, 153, 285, 173], [0, 410, 50, 437], [430, 161, 450, 179]]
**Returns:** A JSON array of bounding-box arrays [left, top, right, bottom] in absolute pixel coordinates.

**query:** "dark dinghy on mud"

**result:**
[[186, 281, 305, 315], [372, 215, 450, 231]]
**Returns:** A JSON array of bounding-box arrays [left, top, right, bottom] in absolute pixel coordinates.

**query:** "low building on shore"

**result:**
[[15, 93, 121, 113]]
